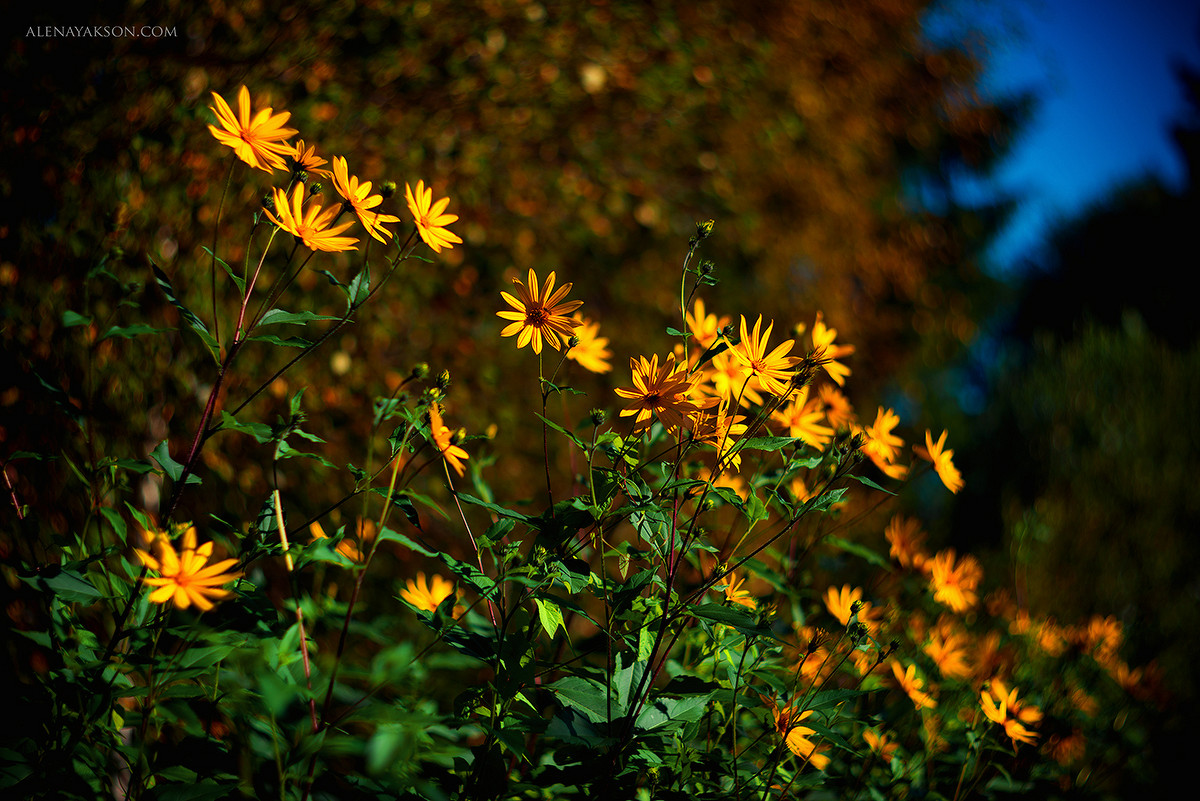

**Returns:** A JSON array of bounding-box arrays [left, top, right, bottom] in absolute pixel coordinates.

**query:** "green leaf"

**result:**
[[245, 333, 312, 348], [150, 440, 200, 485], [635, 695, 709, 731], [742, 435, 806, 451], [687, 603, 776, 639], [535, 598, 566, 640], [62, 310, 92, 327], [202, 246, 245, 294], [151, 260, 220, 364], [456, 492, 530, 521], [550, 676, 611, 724], [216, 411, 273, 443], [347, 266, 370, 309], [99, 323, 167, 341], [22, 567, 104, 603], [255, 308, 341, 328], [847, 472, 896, 494], [533, 413, 587, 449], [479, 517, 515, 548]]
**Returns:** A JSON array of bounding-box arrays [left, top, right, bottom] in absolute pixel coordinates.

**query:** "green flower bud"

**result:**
[[411, 362, 430, 380], [437, 369, 451, 390], [380, 181, 397, 199], [589, 408, 607, 426]]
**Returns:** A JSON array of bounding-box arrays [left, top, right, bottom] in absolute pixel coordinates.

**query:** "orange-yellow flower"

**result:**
[[927, 549, 983, 613], [918, 429, 963, 494], [405, 179, 462, 252], [769, 701, 830, 770], [732, 314, 801, 397], [863, 729, 899, 761], [136, 526, 241, 611], [429, 402, 469, 477], [497, 269, 583, 354], [924, 618, 973, 680], [818, 384, 854, 429], [890, 660, 937, 710], [810, 312, 854, 386], [980, 679, 1041, 748], [309, 520, 363, 563], [723, 572, 756, 609], [859, 407, 907, 479], [771, 386, 833, 450], [614, 353, 703, 432], [884, 515, 928, 570], [399, 571, 456, 612], [331, 156, 400, 243], [686, 298, 730, 351], [265, 185, 358, 253], [207, 86, 298, 172], [702, 351, 764, 408], [566, 313, 613, 374], [289, 139, 331, 178]]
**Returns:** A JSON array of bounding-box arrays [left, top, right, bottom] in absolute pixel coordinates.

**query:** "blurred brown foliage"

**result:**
[[1, 0, 1016, 528]]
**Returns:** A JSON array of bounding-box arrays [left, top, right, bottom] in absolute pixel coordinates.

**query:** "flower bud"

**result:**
[[568, 334, 580, 349], [699, 259, 715, 275], [380, 181, 397, 199], [411, 362, 430, 380], [309, 182, 323, 196], [696, 219, 715, 239], [296, 170, 309, 184], [436, 369, 451, 390], [589, 408, 607, 426], [262, 193, 276, 212]]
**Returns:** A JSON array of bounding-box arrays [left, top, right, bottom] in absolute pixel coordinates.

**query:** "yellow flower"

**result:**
[[405, 179, 462, 253], [332, 156, 400, 243], [771, 386, 833, 450], [890, 660, 937, 710], [702, 351, 764, 408], [566, 313, 613, 373], [309, 520, 363, 563], [289, 139, 331, 178], [923, 618, 973, 680], [810, 311, 854, 386], [399, 571, 456, 612], [769, 701, 831, 770], [722, 572, 756, 609], [818, 384, 854, 429], [265, 185, 358, 253], [927, 549, 983, 613], [859, 407, 908, 480], [918, 429, 963, 494], [429, 402, 469, 477], [863, 729, 899, 762], [980, 679, 1041, 748], [884, 515, 928, 570], [497, 269, 583, 355], [207, 86, 298, 173], [136, 526, 241, 611], [686, 298, 730, 351], [732, 314, 801, 397], [823, 584, 884, 633], [614, 353, 703, 433]]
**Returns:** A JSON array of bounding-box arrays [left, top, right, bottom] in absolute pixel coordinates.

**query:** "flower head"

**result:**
[[885, 515, 928, 570], [332, 156, 400, 243], [980, 679, 1041, 748], [497, 269, 583, 355], [732, 314, 801, 397], [265, 185, 358, 252], [207, 86, 298, 172], [289, 139, 331, 178], [405, 179, 463, 253], [769, 701, 830, 770], [918, 429, 963, 494], [566, 313, 613, 373], [136, 526, 241, 611], [686, 298, 730, 351], [859, 407, 908, 480], [771, 386, 833, 450], [810, 311, 854, 386], [927, 549, 983, 613], [614, 353, 704, 432], [400, 571, 457, 612], [890, 660, 937, 710], [723, 572, 756, 609], [429, 402, 469, 477]]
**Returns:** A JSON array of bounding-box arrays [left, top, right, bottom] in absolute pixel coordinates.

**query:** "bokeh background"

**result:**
[[3, 0, 1198, 791]]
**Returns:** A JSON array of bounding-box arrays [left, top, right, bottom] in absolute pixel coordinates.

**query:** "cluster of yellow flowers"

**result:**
[[208, 86, 461, 254]]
